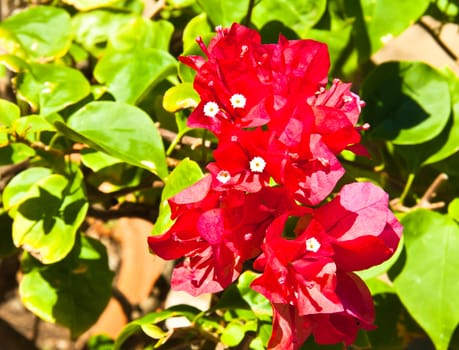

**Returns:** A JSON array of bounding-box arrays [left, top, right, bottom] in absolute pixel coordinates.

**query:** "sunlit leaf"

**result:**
[[16, 63, 90, 116], [360, 0, 431, 55], [80, 149, 122, 172], [394, 210, 459, 350], [448, 198, 459, 223], [93, 18, 176, 104], [113, 305, 200, 349], [13, 169, 88, 264], [19, 234, 114, 337], [0, 144, 35, 166], [72, 10, 137, 56], [3, 167, 53, 212], [0, 98, 20, 126], [221, 321, 246, 347], [197, 0, 250, 27], [152, 158, 203, 235], [0, 6, 72, 61], [163, 83, 199, 113], [63, 0, 119, 11], [237, 271, 272, 317], [64, 101, 168, 179], [182, 13, 212, 51], [252, 0, 327, 37]]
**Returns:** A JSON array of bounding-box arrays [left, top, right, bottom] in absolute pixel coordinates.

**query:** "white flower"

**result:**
[[306, 237, 321, 253], [216, 170, 231, 184], [249, 156, 266, 173], [230, 94, 247, 109], [203, 101, 219, 117]]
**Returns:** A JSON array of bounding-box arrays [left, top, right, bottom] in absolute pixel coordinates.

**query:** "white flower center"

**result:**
[[342, 95, 353, 103], [249, 156, 266, 173], [306, 237, 321, 253], [230, 94, 247, 109], [216, 170, 231, 184], [203, 101, 219, 117]]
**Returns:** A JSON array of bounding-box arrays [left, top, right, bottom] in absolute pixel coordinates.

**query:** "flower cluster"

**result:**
[[148, 23, 402, 349]]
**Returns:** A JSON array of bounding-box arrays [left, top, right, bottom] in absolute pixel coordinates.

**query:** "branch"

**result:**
[[418, 18, 458, 63], [142, 0, 166, 19], [390, 173, 448, 212], [87, 203, 158, 222], [159, 128, 213, 150]]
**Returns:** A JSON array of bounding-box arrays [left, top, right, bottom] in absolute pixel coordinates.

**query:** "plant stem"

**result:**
[[243, 0, 256, 26], [399, 172, 415, 205]]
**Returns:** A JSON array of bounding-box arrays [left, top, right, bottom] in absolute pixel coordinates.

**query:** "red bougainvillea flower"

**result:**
[[307, 78, 367, 155], [308, 181, 403, 271], [267, 271, 375, 350], [149, 23, 403, 350], [179, 24, 274, 134], [148, 175, 306, 295], [251, 182, 402, 349]]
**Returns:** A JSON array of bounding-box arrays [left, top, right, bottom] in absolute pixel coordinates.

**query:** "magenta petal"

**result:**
[[197, 208, 225, 245], [268, 303, 312, 350], [332, 235, 393, 271], [170, 175, 212, 206], [316, 182, 389, 240]]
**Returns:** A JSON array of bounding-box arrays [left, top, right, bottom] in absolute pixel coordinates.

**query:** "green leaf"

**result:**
[[114, 305, 200, 349], [221, 321, 246, 347], [64, 101, 168, 179], [16, 63, 90, 116], [94, 19, 176, 104], [252, 0, 327, 37], [86, 334, 114, 350], [109, 18, 174, 52], [13, 169, 88, 264], [423, 71, 459, 165], [0, 54, 29, 73], [390, 70, 459, 170], [80, 149, 122, 172], [152, 158, 203, 235], [237, 271, 272, 317], [0, 98, 20, 126], [361, 61, 451, 145], [163, 83, 199, 113], [182, 13, 212, 52], [448, 198, 459, 222], [94, 48, 176, 104], [72, 10, 137, 56], [19, 234, 114, 338], [360, 0, 431, 54], [0, 144, 35, 166], [0, 6, 72, 61], [394, 210, 459, 350], [140, 323, 167, 339], [197, 0, 250, 27], [3, 167, 53, 212], [363, 277, 394, 295], [63, 0, 119, 10]]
